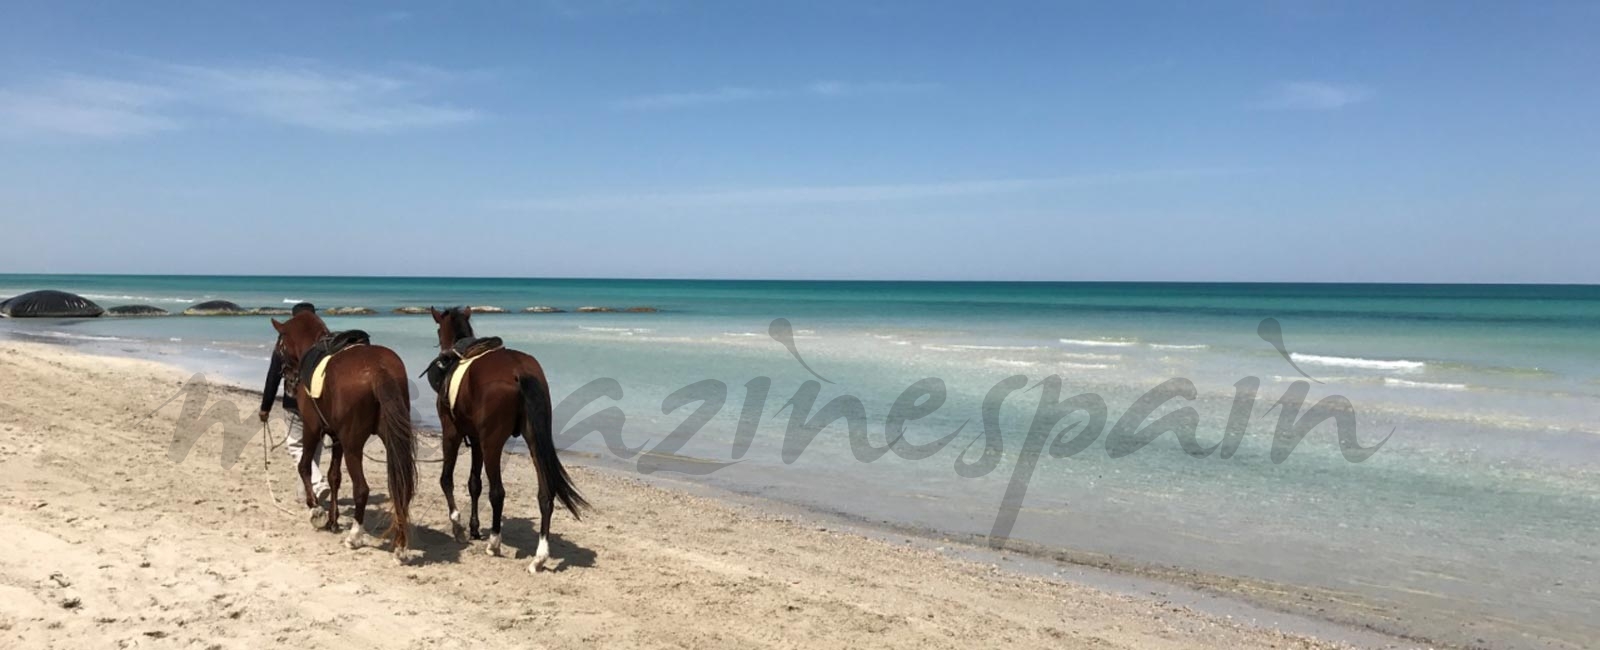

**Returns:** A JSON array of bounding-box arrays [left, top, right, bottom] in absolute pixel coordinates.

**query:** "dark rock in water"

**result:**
[[249, 307, 293, 316], [522, 306, 565, 313], [625, 306, 659, 313], [575, 306, 615, 313], [107, 305, 169, 317], [0, 290, 105, 318], [325, 307, 377, 316], [183, 300, 246, 316], [393, 306, 432, 315]]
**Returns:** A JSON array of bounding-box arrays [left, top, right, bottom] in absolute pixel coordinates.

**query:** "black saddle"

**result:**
[[298, 329, 371, 379], [422, 336, 503, 396], [454, 336, 503, 359]]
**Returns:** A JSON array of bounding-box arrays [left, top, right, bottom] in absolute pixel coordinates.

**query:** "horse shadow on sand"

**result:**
[[333, 495, 595, 569]]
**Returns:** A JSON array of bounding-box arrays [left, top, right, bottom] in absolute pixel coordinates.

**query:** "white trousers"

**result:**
[[285, 413, 328, 501]]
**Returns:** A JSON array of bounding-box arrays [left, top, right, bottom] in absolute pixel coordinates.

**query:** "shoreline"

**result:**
[[0, 336, 1429, 649]]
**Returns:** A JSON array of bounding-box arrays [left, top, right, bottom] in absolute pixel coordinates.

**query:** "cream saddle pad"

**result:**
[[447, 348, 498, 411], [306, 347, 359, 399]]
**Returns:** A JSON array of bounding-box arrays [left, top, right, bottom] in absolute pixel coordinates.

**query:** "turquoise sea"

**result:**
[[3, 274, 1598, 649]]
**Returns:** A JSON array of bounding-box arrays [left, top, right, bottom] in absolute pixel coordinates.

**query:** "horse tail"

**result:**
[[376, 375, 417, 550], [520, 375, 588, 518]]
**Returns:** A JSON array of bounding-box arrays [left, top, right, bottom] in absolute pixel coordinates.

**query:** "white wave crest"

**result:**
[[1149, 343, 1208, 350], [949, 344, 1045, 351], [1059, 338, 1137, 348], [1059, 362, 1112, 370], [1291, 353, 1425, 372], [985, 358, 1038, 368], [1383, 378, 1467, 391]]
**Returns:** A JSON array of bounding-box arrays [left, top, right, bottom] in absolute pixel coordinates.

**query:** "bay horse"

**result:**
[[271, 310, 418, 562], [429, 306, 587, 573]]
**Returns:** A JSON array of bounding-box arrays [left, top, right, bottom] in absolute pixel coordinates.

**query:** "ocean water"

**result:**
[[3, 274, 1598, 648]]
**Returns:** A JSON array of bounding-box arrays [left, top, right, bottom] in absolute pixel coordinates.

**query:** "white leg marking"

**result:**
[[530, 535, 551, 573], [344, 526, 370, 550], [485, 533, 502, 557], [307, 506, 325, 530]]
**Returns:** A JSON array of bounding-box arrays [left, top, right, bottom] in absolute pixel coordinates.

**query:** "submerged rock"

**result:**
[[183, 300, 246, 316], [575, 306, 615, 313], [0, 290, 105, 318], [522, 306, 565, 313], [325, 307, 377, 316], [393, 306, 432, 315], [107, 305, 169, 317], [469, 305, 508, 314], [625, 306, 659, 313]]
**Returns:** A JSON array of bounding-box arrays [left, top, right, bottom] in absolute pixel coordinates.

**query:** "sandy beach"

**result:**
[[0, 339, 1380, 649]]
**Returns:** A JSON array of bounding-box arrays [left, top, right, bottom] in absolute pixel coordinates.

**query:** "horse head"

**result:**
[[429, 306, 474, 352], [271, 309, 331, 385]]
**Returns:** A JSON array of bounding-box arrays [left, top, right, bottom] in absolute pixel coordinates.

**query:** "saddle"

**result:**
[[422, 336, 504, 404], [423, 337, 510, 442], [300, 330, 371, 399]]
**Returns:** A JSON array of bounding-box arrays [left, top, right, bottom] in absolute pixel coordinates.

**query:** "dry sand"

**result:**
[[0, 340, 1365, 649]]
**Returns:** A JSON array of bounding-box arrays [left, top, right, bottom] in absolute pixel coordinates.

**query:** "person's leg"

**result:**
[[284, 413, 329, 500]]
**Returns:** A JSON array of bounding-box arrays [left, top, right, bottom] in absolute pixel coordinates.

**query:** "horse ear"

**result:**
[[463, 306, 473, 317], [271, 318, 285, 333], [429, 307, 442, 322]]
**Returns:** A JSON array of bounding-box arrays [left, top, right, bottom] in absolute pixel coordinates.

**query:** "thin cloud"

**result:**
[[491, 168, 1241, 212], [164, 62, 481, 132], [0, 76, 179, 138], [613, 86, 774, 111], [0, 60, 483, 138], [1257, 81, 1373, 111], [614, 80, 939, 111]]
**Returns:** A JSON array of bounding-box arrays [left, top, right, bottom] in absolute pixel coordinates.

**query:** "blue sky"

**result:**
[[0, 1, 1595, 282]]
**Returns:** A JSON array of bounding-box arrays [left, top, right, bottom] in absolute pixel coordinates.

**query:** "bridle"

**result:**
[[275, 335, 303, 394]]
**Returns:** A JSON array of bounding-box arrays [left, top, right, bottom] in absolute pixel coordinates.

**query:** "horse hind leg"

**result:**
[[298, 428, 327, 530], [467, 437, 485, 540], [439, 423, 467, 543], [324, 435, 344, 533], [342, 437, 373, 550], [483, 439, 506, 557], [530, 478, 555, 574]]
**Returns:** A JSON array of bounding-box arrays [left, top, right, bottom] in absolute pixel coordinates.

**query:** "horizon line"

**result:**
[[0, 271, 1595, 288]]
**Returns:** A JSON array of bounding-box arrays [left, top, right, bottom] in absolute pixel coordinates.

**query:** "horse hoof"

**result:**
[[393, 548, 419, 566], [485, 534, 502, 557], [307, 507, 325, 530], [344, 527, 369, 550], [452, 525, 468, 544], [529, 535, 551, 572]]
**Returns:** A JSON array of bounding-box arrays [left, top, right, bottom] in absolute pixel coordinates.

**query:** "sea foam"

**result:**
[[1059, 338, 1138, 348], [1291, 353, 1425, 372], [1384, 378, 1468, 391]]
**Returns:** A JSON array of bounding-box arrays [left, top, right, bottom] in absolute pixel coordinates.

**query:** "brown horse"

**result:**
[[271, 310, 418, 562], [429, 306, 587, 573]]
